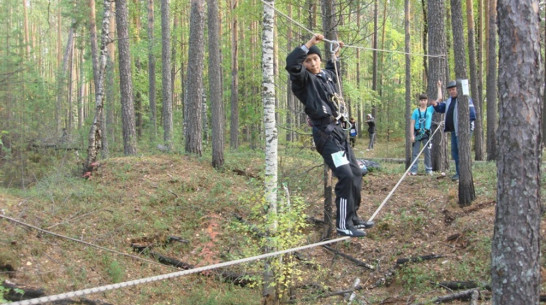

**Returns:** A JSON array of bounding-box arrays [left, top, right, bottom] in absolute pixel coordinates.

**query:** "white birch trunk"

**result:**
[[261, 0, 278, 303], [84, 0, 112, 173]]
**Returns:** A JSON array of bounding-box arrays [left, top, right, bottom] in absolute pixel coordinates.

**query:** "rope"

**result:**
[[260, 0, 445, 58], [5, 236, 349, 305], [0, 214, 165, 268], [367, 121, 443, 222]]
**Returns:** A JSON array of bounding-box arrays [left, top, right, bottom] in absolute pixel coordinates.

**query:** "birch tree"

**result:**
[[261, 0, 277, 303], [492, 1, 543, 303], [85, 0, 112, 173]]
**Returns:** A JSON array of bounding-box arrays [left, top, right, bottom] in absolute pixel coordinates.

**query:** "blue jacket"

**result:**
[[433, 96, 476, 135]]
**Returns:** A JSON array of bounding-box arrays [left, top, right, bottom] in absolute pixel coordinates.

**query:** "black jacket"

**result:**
[[285, 46, 341, 122]]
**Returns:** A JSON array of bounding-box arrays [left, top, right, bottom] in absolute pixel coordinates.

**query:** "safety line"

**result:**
[[5, 236, 349, 305], [260, 0, 445, 58], [368, 121, 443, 222], [0, 214, 165, 268]]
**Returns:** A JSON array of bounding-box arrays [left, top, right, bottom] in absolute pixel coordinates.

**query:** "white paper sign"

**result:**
[[461, 79, 469, 96]]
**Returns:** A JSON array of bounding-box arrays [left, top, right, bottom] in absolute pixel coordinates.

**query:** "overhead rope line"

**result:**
[[260, 0, 445, 58]]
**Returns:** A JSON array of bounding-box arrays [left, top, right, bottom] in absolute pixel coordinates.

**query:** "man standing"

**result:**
[[431, 80, 476, 181], [286, 34, 373, 237]]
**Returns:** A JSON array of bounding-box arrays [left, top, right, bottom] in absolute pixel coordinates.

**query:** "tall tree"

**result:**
[[85, 0, 113, 173], [486, 0, 497, 161], [450, 0, 475, 206], [88, 0, 100, 89], [207, 0, 224, 168], [427, 0, 447, 173], [404, 0, 411, 169], [261, 0, 278, 303], [56, 25, 75, 136], [465, 0, 484, 161], [116, 0, 137, 155], [103, 0, 117, 158], [229, 0, 239, 150], [147, 0, 157, 140], [184, 0, 205, 155], [161, 0, 173, 150], [492, 1, 543, 303]]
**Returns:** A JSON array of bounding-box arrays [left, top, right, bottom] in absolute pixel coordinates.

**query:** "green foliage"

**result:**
[[0, 285, 24, 303], [103, 256, 124, 284]]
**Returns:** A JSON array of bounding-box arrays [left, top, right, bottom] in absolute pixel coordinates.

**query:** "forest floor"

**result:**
[[0, 141, 545, 305]]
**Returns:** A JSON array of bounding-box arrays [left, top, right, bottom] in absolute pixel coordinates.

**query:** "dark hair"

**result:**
[[307, 45, 322, 60], [419, 94, 428, 100]]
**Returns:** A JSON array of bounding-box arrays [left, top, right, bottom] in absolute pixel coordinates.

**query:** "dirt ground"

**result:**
[[0, 154, 544, 304]]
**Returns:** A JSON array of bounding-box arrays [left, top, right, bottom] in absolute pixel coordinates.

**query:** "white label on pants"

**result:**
[[331, 151, 349, 168]]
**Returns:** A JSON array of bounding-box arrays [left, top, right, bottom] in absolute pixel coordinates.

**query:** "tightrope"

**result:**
[[260, 0, 445, 58], [5, 236, 349, 305], [368, 121, 443, 222]]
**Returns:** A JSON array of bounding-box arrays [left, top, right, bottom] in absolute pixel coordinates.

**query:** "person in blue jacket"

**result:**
[[285, 34, 373, 237], [409, 94, 435, 176], [431, 80, 476, 181]]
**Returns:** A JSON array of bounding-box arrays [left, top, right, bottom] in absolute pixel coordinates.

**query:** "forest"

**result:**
[[0, 0, 544, 304]]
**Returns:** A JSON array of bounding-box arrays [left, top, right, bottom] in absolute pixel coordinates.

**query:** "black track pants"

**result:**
[[313, 125, 362, 230]]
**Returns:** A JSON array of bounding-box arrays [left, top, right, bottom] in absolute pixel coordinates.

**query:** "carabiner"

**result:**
[[329, 40, 340, 54]]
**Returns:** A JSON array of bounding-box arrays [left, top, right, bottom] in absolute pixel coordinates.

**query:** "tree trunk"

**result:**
[[56, 26, 75, 136], [486, 0, 497, 161], [207, 0, 225, 168], [404, 0, 411, 170], [476, 0, 485, 157], [116, 0, 137, 155], [161, 0, 173, 150], [184, 0, 205, 156], [261, 0, 278, 304], [427, 0, 447, 173], [450, 0, 475, 206], [372, 0, 378, 116], [492, 1, 543, 304], [229, 0, 239, 150], [465, 0, 484, 161], [85, 0, 113, 173], [22, 0, 30, 57], [103, 0, 116, 158], [147, 0, 157, 140], [89, 0, 100, 89]]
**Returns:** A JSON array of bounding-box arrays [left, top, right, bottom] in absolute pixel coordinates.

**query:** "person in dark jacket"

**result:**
[[431, 80, 476, 181], [365, 114, 376, 151], [286, 34, 373, 237]]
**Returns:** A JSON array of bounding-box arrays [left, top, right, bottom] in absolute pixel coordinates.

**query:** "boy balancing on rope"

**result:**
[[286, 34, 374, 237]]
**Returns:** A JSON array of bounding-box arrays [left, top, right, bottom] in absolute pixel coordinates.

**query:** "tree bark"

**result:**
[[84, 0, 113, 173], [450, 0, 475, 206], [184, 0, 205, 156], [229, 0, 239, 150], [492, 1, 543, 304], [116, 0, 137, 155], [161, 0, 173, 150], [147, 0, 157, 140], [207, 0, 225, 168], [261, 1, 278, 303], [427, 0, 447, 173], [465, 0, 484, 161], [404, 0, 411, 170], [486, 0, 497, 161]]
